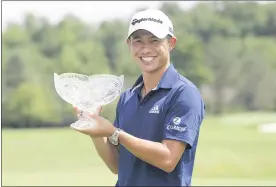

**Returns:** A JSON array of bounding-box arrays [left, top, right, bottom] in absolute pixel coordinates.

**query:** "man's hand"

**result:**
[[72, 105, 119, 174], [73, 105, 102, 118], [72, 106, 116, 137]]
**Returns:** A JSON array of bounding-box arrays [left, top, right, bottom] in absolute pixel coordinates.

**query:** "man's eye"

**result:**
[[152, 39, 160, 43]]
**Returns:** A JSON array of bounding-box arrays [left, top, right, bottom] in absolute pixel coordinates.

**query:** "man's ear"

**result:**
[[126, 39, 131, 50], [169, 36, 177, 51]]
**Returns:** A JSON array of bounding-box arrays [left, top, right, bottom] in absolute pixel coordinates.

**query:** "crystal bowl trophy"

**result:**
[[54, 73, 124, 130]]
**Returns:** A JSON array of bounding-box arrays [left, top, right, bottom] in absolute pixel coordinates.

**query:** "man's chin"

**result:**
[[141, 66, 159, 74], [136, 61, 161, 74]]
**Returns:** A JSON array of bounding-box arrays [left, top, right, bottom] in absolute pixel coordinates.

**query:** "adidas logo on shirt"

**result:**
[[149, 105, 159, 114]]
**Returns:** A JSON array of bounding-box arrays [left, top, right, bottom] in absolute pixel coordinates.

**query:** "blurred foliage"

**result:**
[[2, 2, 276, 128]]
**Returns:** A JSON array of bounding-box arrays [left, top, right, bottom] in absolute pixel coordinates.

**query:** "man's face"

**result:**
[[127, 30, 176, 74]]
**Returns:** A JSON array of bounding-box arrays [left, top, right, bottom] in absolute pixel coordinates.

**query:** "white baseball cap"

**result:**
[[127, 9, 174, 39]]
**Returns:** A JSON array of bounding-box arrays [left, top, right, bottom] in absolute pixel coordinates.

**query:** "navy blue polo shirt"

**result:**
[[114, 64, 205, 186]]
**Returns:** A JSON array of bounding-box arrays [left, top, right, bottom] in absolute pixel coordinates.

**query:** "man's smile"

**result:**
[[140, 56, 157, 64]]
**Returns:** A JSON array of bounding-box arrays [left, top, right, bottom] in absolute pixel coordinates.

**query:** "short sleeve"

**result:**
[[113, 93, 124, 128], [163, 86, 205, 149], [113, 109, 120, 128]]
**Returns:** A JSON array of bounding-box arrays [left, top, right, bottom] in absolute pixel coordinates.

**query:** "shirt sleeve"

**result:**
[[113, 93, 124, 128], [163, 86, 205, 149], [113, 109, 120, 128]]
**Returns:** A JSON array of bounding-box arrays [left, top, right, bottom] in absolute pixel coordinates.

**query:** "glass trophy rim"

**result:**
[[53, 72, 124, 110], [54, 72, 124, 79]]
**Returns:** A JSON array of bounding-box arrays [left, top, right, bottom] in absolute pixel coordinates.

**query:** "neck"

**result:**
[[142, 62, 170, 93]]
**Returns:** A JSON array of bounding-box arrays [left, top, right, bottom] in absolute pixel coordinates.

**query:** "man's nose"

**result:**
[[140, 41, 153, 53]]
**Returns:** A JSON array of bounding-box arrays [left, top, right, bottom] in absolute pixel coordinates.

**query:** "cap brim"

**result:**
[[127, 23, 169, 40]]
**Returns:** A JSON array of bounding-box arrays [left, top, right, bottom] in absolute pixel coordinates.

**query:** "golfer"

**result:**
[[73, 9, 205, 186]]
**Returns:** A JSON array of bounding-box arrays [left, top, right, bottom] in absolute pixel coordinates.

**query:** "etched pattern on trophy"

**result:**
[[54, 73, 124, 130]]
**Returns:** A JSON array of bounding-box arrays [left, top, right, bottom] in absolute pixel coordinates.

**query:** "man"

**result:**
[[73, 9, 205, 186]]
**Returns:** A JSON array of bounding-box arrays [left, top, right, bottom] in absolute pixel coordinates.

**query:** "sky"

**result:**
[[2, 1, 198, 29]]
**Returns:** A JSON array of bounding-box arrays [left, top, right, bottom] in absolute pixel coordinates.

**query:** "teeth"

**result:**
[[141, 57, 154, 62]]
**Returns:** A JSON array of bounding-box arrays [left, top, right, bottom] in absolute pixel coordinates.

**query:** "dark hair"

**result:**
[[166, 35, 173, 43], [166, 34, 172, 39]]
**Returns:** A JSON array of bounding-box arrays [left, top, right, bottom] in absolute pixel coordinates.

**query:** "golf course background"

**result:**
[[3, 112, 276, 186]]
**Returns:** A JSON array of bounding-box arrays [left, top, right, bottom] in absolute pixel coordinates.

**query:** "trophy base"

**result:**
[[70, 117, 97, 130]]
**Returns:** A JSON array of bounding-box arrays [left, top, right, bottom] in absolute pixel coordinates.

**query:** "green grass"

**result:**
[[2, 112, 276, 186]]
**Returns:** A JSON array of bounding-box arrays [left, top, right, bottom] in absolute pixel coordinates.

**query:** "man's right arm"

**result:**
[[90, 136, 119, 174], [74, 93, 123, 174], [91, 95, 123, 174], [73, 106, 119, 174]]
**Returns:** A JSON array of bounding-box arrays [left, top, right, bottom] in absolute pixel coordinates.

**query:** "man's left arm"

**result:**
[[118, 86, 205, 173]]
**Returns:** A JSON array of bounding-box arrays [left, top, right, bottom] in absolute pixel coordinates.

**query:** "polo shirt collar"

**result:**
[[131, 63, 179, 92]]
